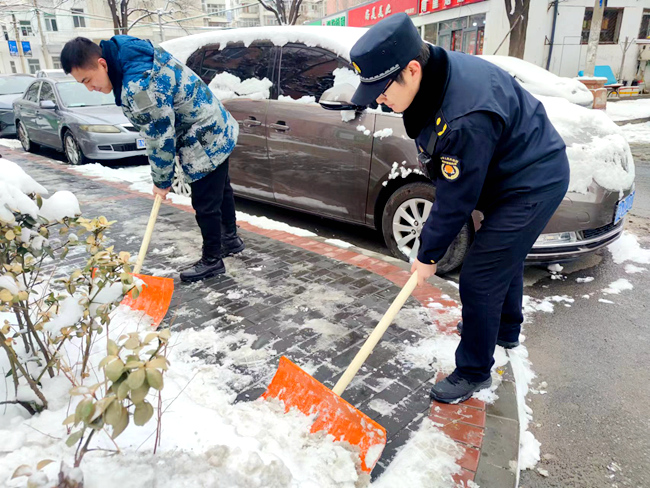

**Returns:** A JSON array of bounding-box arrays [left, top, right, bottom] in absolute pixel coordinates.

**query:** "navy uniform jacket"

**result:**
[[403, 46, 570, 265]]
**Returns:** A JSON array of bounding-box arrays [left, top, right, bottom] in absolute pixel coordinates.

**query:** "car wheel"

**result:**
[[170, 158, 192, 197], [63, 132, 88, 165], [381, 182, 472, 275], [17, 121, 37, 153]]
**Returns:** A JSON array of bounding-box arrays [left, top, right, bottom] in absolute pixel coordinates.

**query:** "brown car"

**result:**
[[163, 27, 635, 274]]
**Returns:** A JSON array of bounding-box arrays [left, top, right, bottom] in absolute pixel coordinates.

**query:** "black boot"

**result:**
[[221, 223, 245, 257], [457, 321, 520, 349], [430, 371, 492, 404], [180, 255, 225, 282]]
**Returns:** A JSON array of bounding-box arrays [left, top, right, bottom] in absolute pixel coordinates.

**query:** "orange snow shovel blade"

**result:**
[[122, 194, 174, 328], [262, 272, 419, 474], [262, 356, 387, 473], [120, 273, 174, 328]]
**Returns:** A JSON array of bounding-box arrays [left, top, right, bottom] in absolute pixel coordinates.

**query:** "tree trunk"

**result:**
[[505, 0, 529, 59]]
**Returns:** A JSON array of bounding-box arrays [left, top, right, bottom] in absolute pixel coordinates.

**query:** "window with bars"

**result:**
[[20, 21, 33, 37], [640, 9, 650, 40], [72, 8, 86, 28], [581, 8, 623, 44]]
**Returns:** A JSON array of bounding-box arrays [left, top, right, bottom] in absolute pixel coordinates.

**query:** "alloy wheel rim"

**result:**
[[18, 123, 29, 151], [392, 197, 433, 260], [65, 135, 79, 165]]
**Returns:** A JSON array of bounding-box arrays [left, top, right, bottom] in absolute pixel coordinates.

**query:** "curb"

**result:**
[[8, 146, 520, 487], [614, 116, 650, 126]]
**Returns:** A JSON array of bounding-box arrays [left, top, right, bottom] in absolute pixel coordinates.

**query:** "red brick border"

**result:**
[[7, 147, 486, 483]]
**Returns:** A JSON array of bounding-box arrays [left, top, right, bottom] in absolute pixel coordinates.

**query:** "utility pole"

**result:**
[[11, 13, 26, 73], [33, 0, 52, 69], [584, 0, 604, 77]]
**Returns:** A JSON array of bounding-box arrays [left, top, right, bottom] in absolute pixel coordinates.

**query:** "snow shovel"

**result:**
[[119, 194, 174, 328], [263, 271, 419, 473]]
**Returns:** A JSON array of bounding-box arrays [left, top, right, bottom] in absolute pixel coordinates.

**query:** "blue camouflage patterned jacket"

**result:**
[[100, 35, 238, 189]]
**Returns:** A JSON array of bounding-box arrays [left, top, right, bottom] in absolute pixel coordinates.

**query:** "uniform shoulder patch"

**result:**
[[440, 154, 460, 181]]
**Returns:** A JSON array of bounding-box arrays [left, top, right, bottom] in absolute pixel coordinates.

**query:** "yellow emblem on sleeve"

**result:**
[[440, 155, 460, 181]]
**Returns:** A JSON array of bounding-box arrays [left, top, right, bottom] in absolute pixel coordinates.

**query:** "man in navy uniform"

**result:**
[[349, 14, 570, 403]]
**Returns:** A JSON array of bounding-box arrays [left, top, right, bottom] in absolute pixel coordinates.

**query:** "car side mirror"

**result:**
[[39, 100, 56, 110], [319, 83, 365, 111]]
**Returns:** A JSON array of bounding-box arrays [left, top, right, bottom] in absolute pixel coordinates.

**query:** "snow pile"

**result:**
[[325, 238, 354, 249], [608, 231, 650, 264], [606, 98, 650, 122], [208, 72, 273, 101], [479, 55, 593, 107], [162, 26, 367, 64], [0, 311, 372, 488], [537, 95, 635, 194], [371, 420, 463, 488], [278, 95, 316, 104], [0, 158, 80, 225], [357, 125, 371, 136], [0, 138, 24, 149], [39, 190, 81, 222]]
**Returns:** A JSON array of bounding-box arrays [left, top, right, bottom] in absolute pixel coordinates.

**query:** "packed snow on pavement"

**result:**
[[605, 98, 650, 122]]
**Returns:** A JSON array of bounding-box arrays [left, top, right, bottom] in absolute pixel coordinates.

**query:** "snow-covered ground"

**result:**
[[606, 98, 650, 122], [619, 122, 650, 144]]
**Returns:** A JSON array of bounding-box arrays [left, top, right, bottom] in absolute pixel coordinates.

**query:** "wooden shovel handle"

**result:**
[[133, 194, 163, 275], [332, 271, 419, 396]]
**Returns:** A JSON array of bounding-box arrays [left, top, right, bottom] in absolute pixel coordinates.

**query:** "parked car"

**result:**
[[0, 74, 35, 137], [162, 26, 635, 273], [35, 69, 69, 79], [13, 78, 146, 165]]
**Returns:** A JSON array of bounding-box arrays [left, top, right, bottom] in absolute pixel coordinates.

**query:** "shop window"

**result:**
[[581, 8, 623, 44], [423, 23, 437, 44]]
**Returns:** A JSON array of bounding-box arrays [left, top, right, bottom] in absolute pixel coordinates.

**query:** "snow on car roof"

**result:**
[[161, 26, 367, 64], [479, 55, 594, 107]]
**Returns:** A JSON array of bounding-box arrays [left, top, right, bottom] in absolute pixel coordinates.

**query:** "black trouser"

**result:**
[[189, 159, 236, 258], [455, 182, 568, 382]]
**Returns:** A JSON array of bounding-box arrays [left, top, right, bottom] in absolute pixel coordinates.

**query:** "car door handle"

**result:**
[[269, 121, 289, 131], [242, 117, 262, 127]]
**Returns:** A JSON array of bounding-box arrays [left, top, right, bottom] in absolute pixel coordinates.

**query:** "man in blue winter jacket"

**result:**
[[349, 14, 570, 403], [60, 36, 244, 282]]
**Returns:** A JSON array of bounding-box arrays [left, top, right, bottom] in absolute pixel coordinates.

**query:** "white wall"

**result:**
[[542, 0, 644, 81]]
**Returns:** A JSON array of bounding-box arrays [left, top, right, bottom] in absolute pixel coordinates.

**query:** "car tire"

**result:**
[[381, 182, 472, 275], [17, 121, 37, 153], [63, 131, 89, 166]]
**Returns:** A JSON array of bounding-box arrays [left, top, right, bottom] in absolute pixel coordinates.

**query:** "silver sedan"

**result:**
[[13, 77, 146, 164]]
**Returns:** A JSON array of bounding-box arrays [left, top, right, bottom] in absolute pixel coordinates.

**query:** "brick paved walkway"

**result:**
[[5, 146, 493, 484]]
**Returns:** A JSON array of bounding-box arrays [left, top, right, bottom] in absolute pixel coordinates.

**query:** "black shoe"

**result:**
[[458, 321, 519, 348], [179, 257, 225, 282], [430, 371, 492, 404], [221, 235, 245, 257]]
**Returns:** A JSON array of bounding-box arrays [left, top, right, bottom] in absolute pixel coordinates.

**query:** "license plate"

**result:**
[[614, 191, 634, 224], [136, 138, 146, 149]]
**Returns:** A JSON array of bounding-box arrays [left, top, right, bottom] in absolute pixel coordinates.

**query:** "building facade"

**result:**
[[318, 0, 650, 89]]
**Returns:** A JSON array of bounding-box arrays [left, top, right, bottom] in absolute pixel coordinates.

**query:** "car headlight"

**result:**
[[534, 232, 578, 247], [79, 124, 122, 133]]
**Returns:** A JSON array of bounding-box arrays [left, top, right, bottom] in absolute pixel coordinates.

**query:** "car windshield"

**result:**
[[56, 82, 116, 107], [0, 76, 34, 95]]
